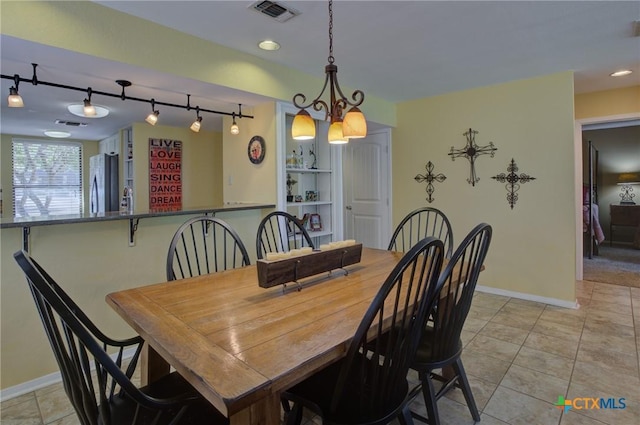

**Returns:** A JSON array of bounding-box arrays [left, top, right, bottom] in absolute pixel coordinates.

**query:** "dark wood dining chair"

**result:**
[[388, 207, 454, 258], [167, 216, 250, 281], [281, 237, 445, 425], [409, 223, 492, 425], [256, 211, 314, 259], [13, 250, 228, 425]]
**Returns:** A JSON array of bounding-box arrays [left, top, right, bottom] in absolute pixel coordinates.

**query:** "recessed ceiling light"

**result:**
[[67, 103, 110, 118], [44, 130, 71, 138], [610, 70, 633, 77], [258, 40, 280, 51]]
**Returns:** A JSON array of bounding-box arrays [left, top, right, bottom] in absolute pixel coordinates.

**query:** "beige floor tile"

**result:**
[[590, 292, 632, 307], [0, 394, 42, 424], [524, 332, 580, 360], [579, 328, 638, 355], [513, 346, 575, 381], [588, 299, 633, 316], [461, 350, 512, 384], [408, 396, 478, 425], [443, 375, 497, 410], [34, 384, 75, 425], [465, 334, 522, 363], [501, 364, 570, 404], [48, 414, 80, 425], [490, 311, 538, 331], [570, 361, 640, 400], [582, 318, 635, 338], [468, 304, 500, 321], [462, 317, 488, 333], [471, 292, 510, 311], [478, 413, 510, 424], [630, 287, 640, 299], [531, 318, 583, 342], [576, 344, 639, 375], [483, 386, 562, 425], [566, 381, 640, 425], [539, 307, 588, 325], [0, 391, 37, 410], [479, 321, 530, 345], [460, 329, 476, 347], [560, 410, 609, 424], [576, 281, 595, 295]]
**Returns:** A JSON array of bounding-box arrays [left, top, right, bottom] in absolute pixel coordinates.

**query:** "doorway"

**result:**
[[576, 114, 640, 287], [343, 129, 392, 249]]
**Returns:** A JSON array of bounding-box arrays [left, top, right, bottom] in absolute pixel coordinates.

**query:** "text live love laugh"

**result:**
[[149, 139, 182, 210]]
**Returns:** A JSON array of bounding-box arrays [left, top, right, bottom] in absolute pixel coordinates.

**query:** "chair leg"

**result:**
[[284, 402, 303, 425], [420, 370, 440, 425], [452, 358, 480, 422], [398, 404, 415, 425]]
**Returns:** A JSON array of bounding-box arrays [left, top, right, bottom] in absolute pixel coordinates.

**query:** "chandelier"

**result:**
[[291, 0, 367, 144]]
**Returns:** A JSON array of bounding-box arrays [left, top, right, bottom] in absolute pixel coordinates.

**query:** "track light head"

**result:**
[[83, 87, 96, 116], [190, 107, 202, 132], [230, 112, 240, 135], [146, 99, 159, 125], [8, 86, 23, 107]]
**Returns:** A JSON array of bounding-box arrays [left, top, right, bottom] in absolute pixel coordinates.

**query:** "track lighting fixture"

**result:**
[[230, 105, 243, 135], [7, 74, 24, 107], [190, 107, 202, 132], [291, 0, 367, 143], [145, 99, 159, 125], [2, 63, 253, 131], [83, 88, 96, 117]]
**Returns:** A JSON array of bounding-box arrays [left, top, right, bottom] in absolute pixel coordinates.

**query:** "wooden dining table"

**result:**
[[106, 247, 407, 425]]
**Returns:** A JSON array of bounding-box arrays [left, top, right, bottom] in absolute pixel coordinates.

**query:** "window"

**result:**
[[12, 139, 82, 217]]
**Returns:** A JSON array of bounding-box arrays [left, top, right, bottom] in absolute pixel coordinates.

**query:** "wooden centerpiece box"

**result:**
[[257, 242, 363, 289]]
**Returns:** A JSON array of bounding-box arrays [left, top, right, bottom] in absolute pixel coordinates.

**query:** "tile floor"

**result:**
[[2, 281, 639, 425]]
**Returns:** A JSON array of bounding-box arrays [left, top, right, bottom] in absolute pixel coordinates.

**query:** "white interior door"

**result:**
[[343, 129, 391, 249]]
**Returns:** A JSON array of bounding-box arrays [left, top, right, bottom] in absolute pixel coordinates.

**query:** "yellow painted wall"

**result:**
[[222, 103, 278, 204], [575, 86, 640, 119], [128, 123, 222, 210], [393, 72, 577, 302]]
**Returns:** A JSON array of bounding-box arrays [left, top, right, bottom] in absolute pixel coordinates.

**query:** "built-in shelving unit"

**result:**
[[122, 127, 134, 196], [277, 103, 343, 246]]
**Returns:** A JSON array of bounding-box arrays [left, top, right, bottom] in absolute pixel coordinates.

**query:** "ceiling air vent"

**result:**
[[55, 120, 88, 127], [250, 1, 300, 23]]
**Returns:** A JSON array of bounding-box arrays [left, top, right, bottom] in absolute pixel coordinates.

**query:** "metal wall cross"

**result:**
[[491, 158, 537, 209], [448, 128, 497, 186], [414, 161, 447, 203]]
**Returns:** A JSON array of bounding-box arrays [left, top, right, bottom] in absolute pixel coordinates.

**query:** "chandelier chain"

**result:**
[[328, 0, 334, 64]]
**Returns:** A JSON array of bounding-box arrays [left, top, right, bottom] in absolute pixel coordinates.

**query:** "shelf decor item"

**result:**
[[309, 213, 323, 231], [286, 173, 297, 202], [257, 242, 363, 291], [305, 190, 318, 202]]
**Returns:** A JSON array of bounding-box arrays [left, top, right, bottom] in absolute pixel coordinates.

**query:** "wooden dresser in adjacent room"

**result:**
[[610, 204, 640, 249]]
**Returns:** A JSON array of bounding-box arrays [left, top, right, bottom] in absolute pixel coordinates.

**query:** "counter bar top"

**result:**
[[0, 203, 274, 229]]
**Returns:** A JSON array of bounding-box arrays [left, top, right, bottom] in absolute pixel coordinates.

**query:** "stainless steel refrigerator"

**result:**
[[89, 153, 119, 213]]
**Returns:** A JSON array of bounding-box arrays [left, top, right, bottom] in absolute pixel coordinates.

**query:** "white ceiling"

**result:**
[[2, 0, 639, 140]]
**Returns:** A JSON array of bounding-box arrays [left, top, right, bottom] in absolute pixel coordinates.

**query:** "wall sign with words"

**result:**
[[149, 138, 182, 211]]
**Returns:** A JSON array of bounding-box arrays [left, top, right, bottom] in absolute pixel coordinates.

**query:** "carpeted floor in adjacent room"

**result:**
[[583, 243, 640, 288]]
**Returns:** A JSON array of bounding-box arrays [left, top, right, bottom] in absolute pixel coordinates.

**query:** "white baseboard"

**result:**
[[476, 285, 579, 309], [0, 347, 138, 402]]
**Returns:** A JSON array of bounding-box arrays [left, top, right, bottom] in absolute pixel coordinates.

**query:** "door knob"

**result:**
[[346, 205, 352, 210]]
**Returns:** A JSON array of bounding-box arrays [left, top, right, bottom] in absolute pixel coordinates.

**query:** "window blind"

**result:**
[[12, 139, 83, 217]]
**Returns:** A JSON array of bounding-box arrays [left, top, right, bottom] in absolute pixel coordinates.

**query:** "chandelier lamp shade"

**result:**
[[1, 63, 253, 132], [291, 0, 367, 144]]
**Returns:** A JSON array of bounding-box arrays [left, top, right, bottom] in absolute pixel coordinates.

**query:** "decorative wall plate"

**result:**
[[248, 135, 266, 164]]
